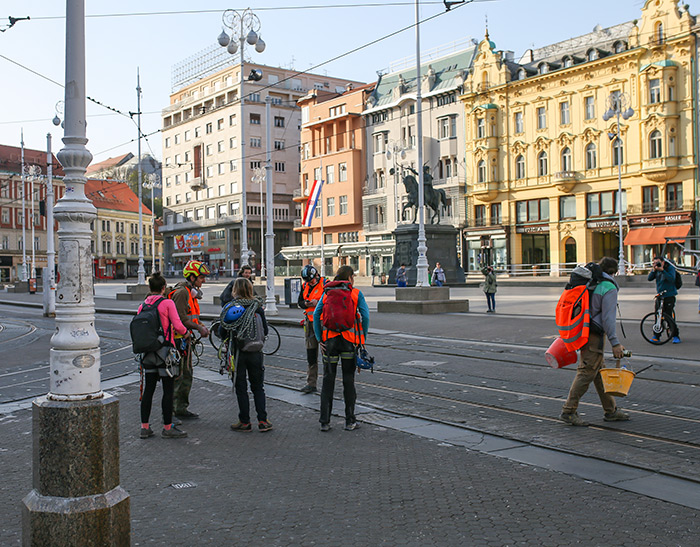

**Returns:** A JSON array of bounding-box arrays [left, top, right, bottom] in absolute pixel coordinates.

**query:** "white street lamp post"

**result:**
[[44, 132, 56, 317], [264, 95, 278, 314], [218, 8, 266, 269], [136, 69, 146, 285], [20, 132, 28, 282], [27, 164, 41, 280], [143, 174, 162, 274], [253, 167, 265, 277], [603, 92, 633, 276]]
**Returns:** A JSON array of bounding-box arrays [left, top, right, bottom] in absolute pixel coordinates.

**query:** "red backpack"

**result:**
[[321, 281, 357, 332]]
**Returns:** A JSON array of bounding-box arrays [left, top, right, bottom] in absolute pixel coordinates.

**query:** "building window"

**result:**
[[613, 41, 626, 53], [518, 68, 527, 80], [476, 118, 485, 139], [560, 195, 576, 219], [218, 163, 225, 175], [206, 144, 213, 156], [339, 195, 348, 215], [275, 162, 285, 172], [474, 205, 486, 226], [439, 117, 455, 139], [477, 160, 486, 183], [274, 116, 285, 128], [649, 79, 661, 104], [205, 123, 212, 134], [326, 197, 335, 217], [612, 138, 624, 167], [538, 63, 549, 75], [561, 147, 572, 172], [251, 161, 261, 169], [274, 140, 284, 151], [206, 166, 213, 177], [326, 165, 335, 184], [165, 137, 171, 148], [584, 96, 595, 120], [230, 137, 237, 148], [538, 151, 548, 176], [563, 56, 573, 68], [587, 190, 625, 217], [217, 118, 224, 130], [515, 155, 525, 179], [490, 203, 501, 225], [174, 134, 180, 145], [560, 102, 570, 125], [230, 159, 238, 172], [229, 114, 237, 126], [218, 140, 224, 153], [587, 49, 598, 61], [249, 93, 261, 102], [666, 183, 682, 211], [514, 112, 523, 133], [250, 113, 261, 125], [585, 143, 597, 170], [339, 162, 347, 182], [206, 206, 215, 219], [642, 186, 659, 213], [250, 137, 261, 148], [649, 130, 663, 159], [537, 107, 546, 130], [373, 133, 387, 154], [655, 21, 664, 44], [516, 199, 549, 223]]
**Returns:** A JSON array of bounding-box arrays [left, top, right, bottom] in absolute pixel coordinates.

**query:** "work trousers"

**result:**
[[233, 350, 267, 423], [304, 318, 319, 387], [659, 296, 680, 337], [319, 336, 357, 425], [141, 373, 175, 425], [562, 331, 616, 415], [173, 342, 193, 415]]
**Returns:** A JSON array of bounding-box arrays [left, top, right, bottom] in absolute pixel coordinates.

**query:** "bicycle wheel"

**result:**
[[263, 324, 281, 355], [209, 320, 222, 351], [640, 312, 675, 345]]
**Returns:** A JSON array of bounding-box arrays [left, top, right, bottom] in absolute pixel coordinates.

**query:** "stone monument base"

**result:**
[[22, 394, 131, 546], [377, 286, 469, 314], [116, 283, 150, 301]]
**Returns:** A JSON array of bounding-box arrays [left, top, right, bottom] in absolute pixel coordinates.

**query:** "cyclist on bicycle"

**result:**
[[648, 256, 680, 343], [298, 264, 326, 394], [170, 260, 211, 419]]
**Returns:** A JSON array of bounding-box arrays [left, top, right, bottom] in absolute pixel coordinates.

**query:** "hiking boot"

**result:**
[[161, 425, 188, 439], [258, 420, 273, 432], [604, 409, 630, 422], [230, 421, 252, 432], [174, 410, 199, 419], [300, 385, 317, 394], [320, 423, 331, 432], [672, 336, 682, 344], [344, 422, 359, 431], [140, 426, 154, 439], [163, 417, 182, 426], [560, 412, 588, 426]]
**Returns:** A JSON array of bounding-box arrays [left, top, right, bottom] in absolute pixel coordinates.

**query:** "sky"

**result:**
[[0, 0, 650, 164]]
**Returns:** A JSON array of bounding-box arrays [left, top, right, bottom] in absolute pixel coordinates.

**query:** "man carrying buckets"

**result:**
[[560, 257, 630, 426]]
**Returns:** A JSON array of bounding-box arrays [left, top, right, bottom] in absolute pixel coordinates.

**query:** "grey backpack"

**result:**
[[238, 313, 265, 352]]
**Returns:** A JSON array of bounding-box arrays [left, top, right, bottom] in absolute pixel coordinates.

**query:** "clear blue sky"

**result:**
[[0, 0, 649, 163]]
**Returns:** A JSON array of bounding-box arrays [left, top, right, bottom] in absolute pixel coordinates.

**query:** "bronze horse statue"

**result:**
[[398, 165, 448, 224]]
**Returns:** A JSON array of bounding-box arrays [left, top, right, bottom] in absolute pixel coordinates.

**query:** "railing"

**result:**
[[363, 186, 386, 196], [293, 219, 303, 228], [665, 199, 683, 211], [363, 222, 387, 232]]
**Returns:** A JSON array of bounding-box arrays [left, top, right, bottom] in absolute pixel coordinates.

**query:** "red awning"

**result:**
[[623, 225, 691, 246]]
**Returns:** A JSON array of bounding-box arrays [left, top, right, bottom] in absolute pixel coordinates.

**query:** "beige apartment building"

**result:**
[[461, 0, 697, 274], [361, 44, 477, 276], [160, 46, 362, 276]]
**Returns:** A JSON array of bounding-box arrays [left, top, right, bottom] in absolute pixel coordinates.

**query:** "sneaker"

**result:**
[[672, 336, 682, 344], [300, 385, 317, 394], [161, 425, 188, 439], [163, 417, 182, 426], [604, 409, 630, 422], [650, 336, 660, 343], [344, 422, 359, 431], [140, 426, 154, 439], [320, 423, 331, 432], [560, 412, 588, 426], [230, 421, 252, 432], [258, 420, 273, 432], [174, 410, 199, 419]]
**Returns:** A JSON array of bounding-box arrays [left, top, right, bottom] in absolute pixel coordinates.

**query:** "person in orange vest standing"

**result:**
[[170, 260, 210, 419], [298, 265, 326, 393], [313, 265, 370, 431]]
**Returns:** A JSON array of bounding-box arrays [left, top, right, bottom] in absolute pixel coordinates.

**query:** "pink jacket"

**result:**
[[137, 295, 187, 345]]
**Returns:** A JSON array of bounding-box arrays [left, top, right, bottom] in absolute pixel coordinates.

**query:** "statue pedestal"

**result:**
[[377, 286, 469, 314], [116, 284, 150, 301]]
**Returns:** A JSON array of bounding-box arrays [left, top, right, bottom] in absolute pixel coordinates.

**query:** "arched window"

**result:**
[[655, 22, 664, 44], [518, 69, 527, 80], [585, 143, 597, 170], [538, 63, 549, 75], [538, 151, 548, 177], [477, 160, 486, 183], [515, 155, 525, 179], [561, 147, 572, 172], [587, 49, 598, 62], [649, 130, 663, 159], [612, 138, 624, 167], [613, 41, 626, 53], [563, 56, 573, 68]]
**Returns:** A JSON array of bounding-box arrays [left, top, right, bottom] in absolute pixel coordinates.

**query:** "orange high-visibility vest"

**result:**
[[302, 278, 325, 322], [555, 285, 590, 351], [321, 287, 365, 345], [169, 285, 200, 338]]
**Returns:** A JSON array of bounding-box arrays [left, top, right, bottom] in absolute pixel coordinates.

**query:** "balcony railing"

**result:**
[[363, 221, 387, 232], [665, 199, 683, 211], [363, 186, 386, 196]]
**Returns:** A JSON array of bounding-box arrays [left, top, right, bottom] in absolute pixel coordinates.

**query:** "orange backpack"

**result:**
[[555, 285, 590, 351]]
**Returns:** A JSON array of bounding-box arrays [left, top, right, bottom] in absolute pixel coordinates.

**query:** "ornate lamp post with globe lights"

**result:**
[[143, 174, 162, 274], [602, 92, 634, 276], [217, 8, 266, 268]]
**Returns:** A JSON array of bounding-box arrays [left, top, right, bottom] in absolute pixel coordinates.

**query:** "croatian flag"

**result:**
[[302, 179, 324, 227]]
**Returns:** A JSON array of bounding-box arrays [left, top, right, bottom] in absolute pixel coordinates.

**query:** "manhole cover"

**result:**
[[170, 482, 197, 490], [396, 360, 445, 367]]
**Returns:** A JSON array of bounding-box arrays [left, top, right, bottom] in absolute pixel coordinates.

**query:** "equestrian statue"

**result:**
[[395, 165, 448, 224]]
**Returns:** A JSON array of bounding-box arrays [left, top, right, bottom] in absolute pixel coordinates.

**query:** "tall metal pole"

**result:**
[[264, 96, 278, 314], [31, 168, 36, 279], [136, 69, 146, 284], [45, 133, 56, 317], [616, 107, 625, 275], [151, 181, 156, 273], [239, 17, 250, 268], [23, 0, 130, 540], [259, 169, 265, 277], [414, 0, 430, 286], [20, 131, 28, 282], [320, 156, 325, 277]]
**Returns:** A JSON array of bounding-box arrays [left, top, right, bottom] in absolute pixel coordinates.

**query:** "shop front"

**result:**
[[586, 219, 627, 263], [0, 255, 12, 283], [94, 257, 117, 280], [463, 228, 508, 273], [624, 211, 693, 267], [516, 225, 550, 268]]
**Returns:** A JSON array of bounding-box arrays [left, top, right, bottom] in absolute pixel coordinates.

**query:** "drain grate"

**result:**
[[170, 482, 197, 490]]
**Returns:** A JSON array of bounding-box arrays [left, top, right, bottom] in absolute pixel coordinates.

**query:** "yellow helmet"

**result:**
[[183, 260, 210, 279]]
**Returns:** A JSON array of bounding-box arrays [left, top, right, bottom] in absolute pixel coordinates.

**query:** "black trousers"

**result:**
[[233, 350, 267, 423], [141, 373, 175, 425], [319, 336, 357, 425], [660, 296, 680, 337]]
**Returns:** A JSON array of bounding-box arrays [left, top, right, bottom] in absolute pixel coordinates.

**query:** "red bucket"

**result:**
[[545, 337, 578, 368]]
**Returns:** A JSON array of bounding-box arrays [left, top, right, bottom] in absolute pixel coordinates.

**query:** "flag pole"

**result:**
[[320, 157, 325, 278]]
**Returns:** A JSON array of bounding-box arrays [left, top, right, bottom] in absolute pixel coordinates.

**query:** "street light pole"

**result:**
[[143, 174, 161, 274], [136, 68, 146, 284], [22, 0, 130, 541], [20, 130, 27, 282], [264, 95, 278, 314], [44, 132, 56, 317]]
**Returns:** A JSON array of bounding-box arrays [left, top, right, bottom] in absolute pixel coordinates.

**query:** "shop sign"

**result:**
[[586, 220, 627, 229], [516, 225, 549, 234], [629, 211, 692, 227], [207, 247, 221, 252]]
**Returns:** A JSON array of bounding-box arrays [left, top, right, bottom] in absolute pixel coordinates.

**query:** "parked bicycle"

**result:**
[[209, 320, 281, 356], [639, 292, 677, 345]]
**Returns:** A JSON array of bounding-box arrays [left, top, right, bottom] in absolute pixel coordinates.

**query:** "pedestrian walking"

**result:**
[[560, 257, 629, 426], [138, 272, 189, 439], [170, 260, 210, 419], [396, 263, 408, 288], [228, 277, 272, 433], [695, 266, 700, 313], [647, 256, 681, 343], [431, 262, 446, 287], [298, 265, 326, 393], [314, 265, 370, 432], [481, 265, 497, 312], [220, 265, 253, 306]]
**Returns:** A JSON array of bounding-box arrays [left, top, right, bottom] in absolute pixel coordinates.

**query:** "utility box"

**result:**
[[284, 278, 301, 308]]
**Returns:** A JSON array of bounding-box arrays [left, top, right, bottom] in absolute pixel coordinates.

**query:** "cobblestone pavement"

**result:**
[[2, 379, 699, 546]]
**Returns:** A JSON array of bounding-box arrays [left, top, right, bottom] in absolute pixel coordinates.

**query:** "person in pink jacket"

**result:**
[[138, 272, 190, 439]]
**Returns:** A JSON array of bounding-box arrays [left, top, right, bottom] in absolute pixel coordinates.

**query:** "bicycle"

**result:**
[[209, 320, 281, 356], [639, 292, 677, 345]]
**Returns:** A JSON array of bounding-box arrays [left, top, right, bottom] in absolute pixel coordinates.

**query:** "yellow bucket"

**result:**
[[600, 368, 635, 397]]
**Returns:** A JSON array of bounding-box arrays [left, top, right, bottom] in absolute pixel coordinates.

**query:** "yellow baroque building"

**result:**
[[461, 0, 696, 275]]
